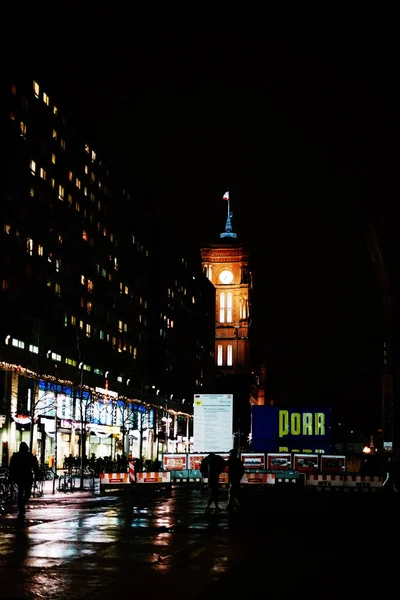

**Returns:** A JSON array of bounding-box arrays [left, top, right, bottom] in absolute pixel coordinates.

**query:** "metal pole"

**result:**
[[52, 365, 58, 494]]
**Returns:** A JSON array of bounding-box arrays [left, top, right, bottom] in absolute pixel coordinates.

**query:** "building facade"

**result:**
[[200, 194, 254, 445], [0, 78, 215, 468]]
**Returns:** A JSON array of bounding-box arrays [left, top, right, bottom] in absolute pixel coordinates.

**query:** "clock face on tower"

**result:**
[[219, 270, 234, 284]]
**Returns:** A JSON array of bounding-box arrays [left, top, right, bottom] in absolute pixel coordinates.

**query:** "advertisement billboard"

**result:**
[[162, 454, 187, 471], [266, 453, 292, 470], [251, 406, 331, 453], [293, 453, 319, 473], [241, 453, 265, 470], [193, 394, 233, 452], [320, 454, 346, 473]]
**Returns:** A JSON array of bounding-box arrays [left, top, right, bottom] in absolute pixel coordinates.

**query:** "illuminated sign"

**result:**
[[241, 453, 265, 469], [163, 454, 187, 471], [251, 406, 331, 453], [95, 387, 118, 398], [193, 394, 233, 452], [278, 410, 325, 438]]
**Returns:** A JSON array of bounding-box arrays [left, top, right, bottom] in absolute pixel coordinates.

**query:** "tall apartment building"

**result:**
[[0, 78, 215, 467]]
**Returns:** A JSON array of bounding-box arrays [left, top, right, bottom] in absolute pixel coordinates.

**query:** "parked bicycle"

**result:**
[[58, 468, 76, 492], [0, 468, 18, 511]]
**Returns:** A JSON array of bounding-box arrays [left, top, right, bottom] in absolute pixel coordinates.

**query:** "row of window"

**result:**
[[5, 335, 137, 374], [219, 293, 249, 323], [217, 344, 234, 367]]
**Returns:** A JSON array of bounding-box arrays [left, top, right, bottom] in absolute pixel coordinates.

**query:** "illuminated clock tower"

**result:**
[[200, 194, 253, 374]]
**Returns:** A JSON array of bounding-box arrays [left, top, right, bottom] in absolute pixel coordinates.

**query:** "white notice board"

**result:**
[[193, 394, 233, 452]]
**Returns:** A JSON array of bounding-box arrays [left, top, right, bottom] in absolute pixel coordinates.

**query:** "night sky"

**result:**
[[18, 15, 398, 434]]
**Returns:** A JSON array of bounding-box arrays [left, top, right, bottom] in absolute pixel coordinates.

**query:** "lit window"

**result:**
[[71, 315, 76, 326], [219, 292, 225, 323], [87, 279, 93, 292], [227, 345, 233, 366], [75, 201, 80, 212], [99, 330, 104, 340], [20, 122, 27, 137], [38, 245, 43, 256], [217, 345, 223, 366], [76, 178, 81, 190], [125, 286, 128, 295], [40, 167, 46, 180], [26, 238, 33, 255], [91, 172, 95, 182], [55, 259, 61, 272], [85, 165, 88, 174], [98, 180, 102, 189], [10, 112, 15, 121], [33, 81, 39, 98], [4, 224, 11, 234], [29, 344, 39, 354], [117, 376, 123, 383], [52, 129, 57, 140], [85, 144, 90, 153], [58, 185, 64, 200], [12, 338, 25, 349], [108, 273, 112, 281], [82, 230, 88, 241], [51, 352, 61, 361], [30, 160, 36, 175], [66, 358, 77, 367], [227, 293, 233, 323], [103, 226, 107, 236], [53, 105, 58, 115], [90, 192, 95, 203], [64, 314, 68, 327], [43, 92, 49, 105], [79, 320, 84, 330], [60, 138, 66, 150], [94, 368, 104, 376], [83, 364, 91, 372], [85, 323, 91, 338], [51, 178, 55, 188], [87, 301, 92, 314], [55, 283, 61, 296], [91, 150, 96, 162], [67, 194, 72, 207], [30, 187, 35, 197], [68, 171, 73, 182], [102, 268, 106, 278], [118, 320, 123, 333], [84, 186, 88, 196], [80, 275, 85, 285]]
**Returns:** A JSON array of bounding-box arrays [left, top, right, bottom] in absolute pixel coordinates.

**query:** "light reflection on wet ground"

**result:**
[[1, 487, 395, 599]]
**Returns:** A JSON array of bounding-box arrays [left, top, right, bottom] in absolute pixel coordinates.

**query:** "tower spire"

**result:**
[[220, 190, 237, 239]]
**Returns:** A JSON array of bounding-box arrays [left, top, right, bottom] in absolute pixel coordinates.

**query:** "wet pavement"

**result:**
[[0, 482, 398, 599]]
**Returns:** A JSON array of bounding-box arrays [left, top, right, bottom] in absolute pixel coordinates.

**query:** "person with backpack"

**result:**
[[201, 452, 226, 512], [226, 448, 245, 512], [8, 441, 39, 518]]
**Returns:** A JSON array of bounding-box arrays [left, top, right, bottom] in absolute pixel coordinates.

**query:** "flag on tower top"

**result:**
[[223, 191, 229, 201]]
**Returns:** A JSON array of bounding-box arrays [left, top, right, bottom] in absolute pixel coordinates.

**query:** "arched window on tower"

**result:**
[[219, 293, 225, 323], [217, 345, 223, 366], [227, 345, 233, 366], [227, 293, 233, 323]]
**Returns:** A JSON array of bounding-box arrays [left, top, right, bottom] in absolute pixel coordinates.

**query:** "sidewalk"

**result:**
[[32, 476, 101, 499]]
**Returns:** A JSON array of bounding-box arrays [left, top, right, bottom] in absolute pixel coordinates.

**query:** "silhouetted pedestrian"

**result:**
[[226, 448, 244, 511], [201, 452, 226, 512], [9, 442, 39, 518]]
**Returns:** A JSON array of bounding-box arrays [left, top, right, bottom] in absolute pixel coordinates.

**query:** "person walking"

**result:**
[[226, 448, 244, 512], [201, 452, 226, 512], [9, 441, 39, 518]]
